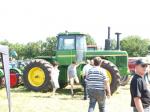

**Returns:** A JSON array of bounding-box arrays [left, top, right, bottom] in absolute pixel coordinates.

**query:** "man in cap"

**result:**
[[130, 59, 150, 112]]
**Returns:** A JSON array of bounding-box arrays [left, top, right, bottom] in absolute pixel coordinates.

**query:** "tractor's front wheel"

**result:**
[[101, 59, 120, 94], [23, 59, 52, 92]]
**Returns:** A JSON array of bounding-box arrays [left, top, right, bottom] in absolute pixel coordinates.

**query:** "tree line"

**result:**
[[0, 35, 150, 59]]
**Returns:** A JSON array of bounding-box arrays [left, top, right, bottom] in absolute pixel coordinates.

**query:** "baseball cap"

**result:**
[[135, 59, 150, 65]]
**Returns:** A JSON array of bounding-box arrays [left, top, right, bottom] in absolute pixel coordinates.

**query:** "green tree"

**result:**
[[23, 42, 41, 59], [148, 45, 150, 51], [120, 35, 150, 57], [10, 43, 26, 59], [86, 34, 96, 45], [42, 36, 57, 56]]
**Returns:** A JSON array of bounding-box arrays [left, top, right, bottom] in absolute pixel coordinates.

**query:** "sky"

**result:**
[[0, 0, 150, 48]]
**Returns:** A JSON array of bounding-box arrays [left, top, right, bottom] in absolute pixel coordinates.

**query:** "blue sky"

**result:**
[[0, 0, 150, 48]]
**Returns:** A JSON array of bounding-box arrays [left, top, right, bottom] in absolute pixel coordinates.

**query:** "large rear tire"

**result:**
[[101, 59, 120, 94], [23, 59, 52, 92]]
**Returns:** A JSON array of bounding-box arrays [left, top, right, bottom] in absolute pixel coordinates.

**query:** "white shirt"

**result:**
[[82, 64, 92, 76]]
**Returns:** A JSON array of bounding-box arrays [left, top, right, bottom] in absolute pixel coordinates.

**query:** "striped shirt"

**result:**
[[86, 66, 107, 90]]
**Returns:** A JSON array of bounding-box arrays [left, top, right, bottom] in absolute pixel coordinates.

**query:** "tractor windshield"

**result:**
[[58, 35, 75, 50]]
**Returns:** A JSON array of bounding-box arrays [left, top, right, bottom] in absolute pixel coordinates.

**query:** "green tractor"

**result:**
[[23, 29, 129, 94]]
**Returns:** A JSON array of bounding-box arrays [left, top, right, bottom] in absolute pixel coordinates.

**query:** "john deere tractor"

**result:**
[[23, 28, 129, 94]]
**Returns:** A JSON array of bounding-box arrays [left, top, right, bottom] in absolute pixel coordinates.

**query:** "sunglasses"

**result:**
[[141, 64, 148, 68]]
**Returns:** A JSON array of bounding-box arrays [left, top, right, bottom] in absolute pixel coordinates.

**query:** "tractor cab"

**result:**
[[56, 32, 87, 65]]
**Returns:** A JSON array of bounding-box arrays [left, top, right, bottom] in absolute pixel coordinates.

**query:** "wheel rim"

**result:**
[[28, 67, 45, 87], [105, 70, 112, 84]]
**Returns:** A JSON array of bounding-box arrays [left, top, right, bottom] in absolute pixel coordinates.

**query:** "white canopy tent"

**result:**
[[0, 45, 11, 112]]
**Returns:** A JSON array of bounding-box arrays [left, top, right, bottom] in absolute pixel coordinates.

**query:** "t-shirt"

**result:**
[[130, 74, 150, 108], [67, 65, 77, 78], [82, 64, 92, 77], [86, 66, 107, 90]]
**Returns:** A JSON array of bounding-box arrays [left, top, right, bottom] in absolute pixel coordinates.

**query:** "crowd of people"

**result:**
[[50, 58, 150, 112]]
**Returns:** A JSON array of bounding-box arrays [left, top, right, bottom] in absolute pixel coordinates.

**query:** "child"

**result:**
[[51, 61, 60, 96]]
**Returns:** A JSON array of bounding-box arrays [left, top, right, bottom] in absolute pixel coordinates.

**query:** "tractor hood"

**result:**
[[85, 50, 128, 58]]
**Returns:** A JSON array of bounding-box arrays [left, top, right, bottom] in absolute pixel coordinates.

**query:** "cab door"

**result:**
[[56, 35, 76, 65]]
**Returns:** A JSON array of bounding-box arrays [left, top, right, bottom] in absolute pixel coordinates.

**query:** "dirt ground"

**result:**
[[0, 84, 133, 112]]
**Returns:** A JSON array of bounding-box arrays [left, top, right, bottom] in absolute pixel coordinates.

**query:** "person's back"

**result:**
[[67, 61, 79, 97], [86, 66, 106, 90], [86, 57, 111, 112], [67, 64, 77, 79]]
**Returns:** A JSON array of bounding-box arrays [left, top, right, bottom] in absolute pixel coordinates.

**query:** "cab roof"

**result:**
[[57, 31, 85, 36]]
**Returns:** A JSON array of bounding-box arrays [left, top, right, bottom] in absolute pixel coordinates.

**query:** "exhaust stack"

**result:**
[[105, 27, 111, 50], [115, 32, 121, 50]]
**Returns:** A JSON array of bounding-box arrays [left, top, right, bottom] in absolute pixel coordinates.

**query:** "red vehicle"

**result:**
[[128, 57, 146, 73]]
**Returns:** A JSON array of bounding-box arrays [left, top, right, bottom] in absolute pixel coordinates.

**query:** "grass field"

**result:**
[[0, 84, 132, 112]]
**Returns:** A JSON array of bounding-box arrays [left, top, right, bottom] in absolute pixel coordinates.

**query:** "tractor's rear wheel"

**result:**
[[23, 59, 52, 92], [101, 59, 120, 94]]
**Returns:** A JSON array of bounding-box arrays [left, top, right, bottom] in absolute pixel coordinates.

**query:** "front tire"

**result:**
[[23, 59, 52, 92]]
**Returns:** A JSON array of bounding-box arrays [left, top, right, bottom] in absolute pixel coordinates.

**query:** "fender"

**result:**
[[10, 68, 22, 75]]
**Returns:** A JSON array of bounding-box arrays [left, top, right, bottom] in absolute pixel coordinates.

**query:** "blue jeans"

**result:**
[[88, 89, 106, 112], [133, 106, 150, 112]]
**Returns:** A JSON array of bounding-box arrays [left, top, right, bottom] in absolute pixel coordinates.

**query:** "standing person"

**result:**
[[82, 60, 92, 100], [67, 61, 79, 97], [86, 57, 111, 112], [130, 59, 150, 112], [51, 61, 60, 96]]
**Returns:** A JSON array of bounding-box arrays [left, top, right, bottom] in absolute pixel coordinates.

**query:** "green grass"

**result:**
[[0, 85, 132, 112]]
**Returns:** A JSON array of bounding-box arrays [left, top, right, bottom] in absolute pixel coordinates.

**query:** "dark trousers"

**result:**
[[83, 77, 88, 99]]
